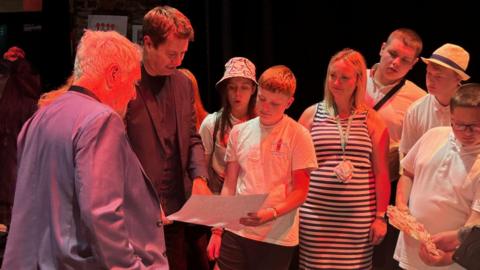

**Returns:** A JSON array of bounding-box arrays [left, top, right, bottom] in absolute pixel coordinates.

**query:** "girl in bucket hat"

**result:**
[[199, 57, 258, 194]]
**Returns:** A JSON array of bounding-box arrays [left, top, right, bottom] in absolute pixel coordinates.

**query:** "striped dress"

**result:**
[[299, 102, 376, 269]]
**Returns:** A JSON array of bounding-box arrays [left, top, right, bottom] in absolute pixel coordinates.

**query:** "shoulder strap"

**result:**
[[211, 112, 220, 155], [373, 79, 406, 111]]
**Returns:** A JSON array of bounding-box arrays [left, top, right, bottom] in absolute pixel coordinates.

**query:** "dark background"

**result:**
[[1, 0, 478, 120]]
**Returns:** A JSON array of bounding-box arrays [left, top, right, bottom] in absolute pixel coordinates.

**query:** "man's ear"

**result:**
[[143, 35, 152, 48], [286, 96, 294, 109], [106, 63, 120, 90], [379, 42, 387, 56]]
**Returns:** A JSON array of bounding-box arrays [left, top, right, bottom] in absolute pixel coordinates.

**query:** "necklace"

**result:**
[[333, 111, 355, 183]]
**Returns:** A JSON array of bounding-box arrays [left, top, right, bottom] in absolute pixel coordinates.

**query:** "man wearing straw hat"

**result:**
[[399, 43, 470, 156]]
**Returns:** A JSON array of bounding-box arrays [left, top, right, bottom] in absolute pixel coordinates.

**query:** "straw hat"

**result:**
[[216, 57, 257, 88], [421, 43, 470, 80]]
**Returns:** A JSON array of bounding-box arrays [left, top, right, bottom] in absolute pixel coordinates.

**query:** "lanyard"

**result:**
[[336, 114, 353, 158]]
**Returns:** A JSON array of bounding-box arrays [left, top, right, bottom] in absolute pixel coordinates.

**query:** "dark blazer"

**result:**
[[126, 68, 208, 214]]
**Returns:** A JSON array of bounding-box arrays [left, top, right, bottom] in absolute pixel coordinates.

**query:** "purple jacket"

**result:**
[[2, 90, 168, 269]]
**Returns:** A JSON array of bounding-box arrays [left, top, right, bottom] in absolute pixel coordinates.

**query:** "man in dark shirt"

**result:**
[[125, 5, 211, 270]]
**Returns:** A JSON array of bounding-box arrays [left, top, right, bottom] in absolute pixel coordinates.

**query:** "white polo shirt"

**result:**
[[394, 127, 480, 270], [399, 94, 451, 154]]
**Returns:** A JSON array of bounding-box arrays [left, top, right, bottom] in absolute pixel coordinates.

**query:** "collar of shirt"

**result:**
[[432, 94, 451, 113], [370, 65, 402, 95], [449, 131, 480, 155]]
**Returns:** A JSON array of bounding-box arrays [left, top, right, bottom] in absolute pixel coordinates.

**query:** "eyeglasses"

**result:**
[[451, 122, 480, 132]]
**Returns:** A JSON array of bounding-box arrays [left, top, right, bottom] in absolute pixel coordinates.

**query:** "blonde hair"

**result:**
[[324, 48, 367, 116], [258, 65, 296, 97], [37, 75, 73, 108]]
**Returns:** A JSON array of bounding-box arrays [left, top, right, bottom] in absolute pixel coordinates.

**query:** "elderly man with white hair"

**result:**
[[1, 30, 169, 269]]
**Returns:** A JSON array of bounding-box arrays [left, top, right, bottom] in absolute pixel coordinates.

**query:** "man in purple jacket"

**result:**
[[2, 30, 169, 269]]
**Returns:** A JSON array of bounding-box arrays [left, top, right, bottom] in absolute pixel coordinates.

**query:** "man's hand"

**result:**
[[159, 208, 173, 226], [369, 217, 387, 245], [419, 242, 454, 266], [192, 177, 213, 195]]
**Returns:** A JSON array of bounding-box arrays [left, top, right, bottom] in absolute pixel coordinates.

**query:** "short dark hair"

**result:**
[[143, 5, 194, 47]]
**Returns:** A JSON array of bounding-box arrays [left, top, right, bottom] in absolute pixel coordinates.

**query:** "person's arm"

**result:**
[[206, 160, 240, 260], [366, 109, 391, 245], [199, 113, 215, 160], [419, 236, 456, 266], [399, 104, 416, 157], [239, 168, 310, 226], [207, 126, 241, 260], [187, 86, 212, 195], [298, 104, 316, 130], [75, 112, 147, 268], [418, 211, 480, 267], [396, 170, 414, 212]]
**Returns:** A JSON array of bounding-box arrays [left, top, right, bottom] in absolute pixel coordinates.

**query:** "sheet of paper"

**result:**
[[167, 194, 267, 228]]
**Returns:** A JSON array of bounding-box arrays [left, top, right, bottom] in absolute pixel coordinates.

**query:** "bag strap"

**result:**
[[210, 112, 220, 157], [373, 79, 406, 111]]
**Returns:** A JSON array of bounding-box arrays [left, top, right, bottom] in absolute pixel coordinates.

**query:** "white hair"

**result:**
[[73, 30, 141, 80]]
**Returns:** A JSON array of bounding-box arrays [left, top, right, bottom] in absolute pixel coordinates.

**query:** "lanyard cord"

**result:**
[[336, 114, 353, 159]]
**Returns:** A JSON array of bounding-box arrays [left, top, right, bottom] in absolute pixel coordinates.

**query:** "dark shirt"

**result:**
[[141, 67, 184, 214]]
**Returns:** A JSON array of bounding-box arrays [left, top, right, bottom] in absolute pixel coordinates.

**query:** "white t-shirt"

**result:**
[[199, 112, 243, 178], [365, 69, 426, 148], [399, 94, 451, 154], [225, 115, 318, 246], [394, 127, 480, 270]]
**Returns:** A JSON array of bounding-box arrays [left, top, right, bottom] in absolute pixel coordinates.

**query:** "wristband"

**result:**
[[375, 215, 387, 222]]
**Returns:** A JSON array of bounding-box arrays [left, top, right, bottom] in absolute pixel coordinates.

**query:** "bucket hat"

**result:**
[[216, 57, 257, 88]]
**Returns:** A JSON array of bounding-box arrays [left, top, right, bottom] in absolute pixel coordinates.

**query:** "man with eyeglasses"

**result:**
[[365, 28, 426, 269], [394, 83, 480, 270]]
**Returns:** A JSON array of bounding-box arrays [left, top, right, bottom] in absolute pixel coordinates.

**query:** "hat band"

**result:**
[[430, 54, 466, 72]]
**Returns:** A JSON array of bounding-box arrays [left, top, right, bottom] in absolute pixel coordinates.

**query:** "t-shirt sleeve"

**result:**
[[292, 126, 318, 171], [469, 162, 480, 213], [400, 137, 422, 176], [399, 107, 416, 154], [199, 113, 215, 155], [225, 124, 239, 162]]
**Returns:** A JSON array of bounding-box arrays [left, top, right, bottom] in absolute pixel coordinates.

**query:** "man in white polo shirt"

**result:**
[[366, 27, 428, 270], [365, 28, 426, 182], [394, 83, 480, 270], [399, 43, 470, 156]]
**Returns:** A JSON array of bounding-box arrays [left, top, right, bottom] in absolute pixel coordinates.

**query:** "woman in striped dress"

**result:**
[[298, 48, 391, 269]]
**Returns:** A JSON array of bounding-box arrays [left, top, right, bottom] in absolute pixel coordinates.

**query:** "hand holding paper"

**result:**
[[167, 194, 267, 229]]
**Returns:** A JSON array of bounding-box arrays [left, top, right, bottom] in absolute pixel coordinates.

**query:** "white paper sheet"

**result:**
[[167, 194, 267, 228]]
